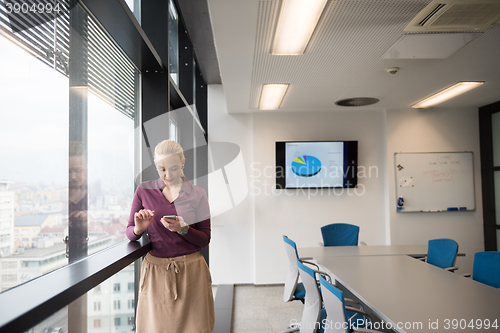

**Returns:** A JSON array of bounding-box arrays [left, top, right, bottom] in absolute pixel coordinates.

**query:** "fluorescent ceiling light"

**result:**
[[259, 84, 289, 110], [412, 82, 484, 108], [272, 0, 328, 55]]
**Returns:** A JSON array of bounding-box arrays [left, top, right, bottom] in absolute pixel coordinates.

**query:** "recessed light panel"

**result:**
[[412, 82, 484, 108], [272, 0, 328, 55], [259, 84, 289, 110]]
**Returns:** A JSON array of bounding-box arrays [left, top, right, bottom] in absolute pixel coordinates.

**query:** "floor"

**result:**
[[231, 285, 303, 333]]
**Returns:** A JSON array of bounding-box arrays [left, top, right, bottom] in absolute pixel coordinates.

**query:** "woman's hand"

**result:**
[[160, 215, 186, 233], [134, 209, 155, 235]]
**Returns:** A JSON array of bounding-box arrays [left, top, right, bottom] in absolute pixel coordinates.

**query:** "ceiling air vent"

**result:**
[[335, 98, 379, 107], [405, 0, 500, 32]]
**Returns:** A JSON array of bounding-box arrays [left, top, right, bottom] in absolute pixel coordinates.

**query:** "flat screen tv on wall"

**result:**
[[276, 141, 358, 189]]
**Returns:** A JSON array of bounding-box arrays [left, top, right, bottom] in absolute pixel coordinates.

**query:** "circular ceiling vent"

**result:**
[[335, 97, 379, 107]]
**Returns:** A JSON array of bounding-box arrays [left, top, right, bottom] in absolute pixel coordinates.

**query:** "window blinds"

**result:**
[[0, 0, 136, 119]]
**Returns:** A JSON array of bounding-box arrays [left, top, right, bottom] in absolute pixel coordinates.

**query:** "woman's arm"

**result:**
[[182, 218, 211, 248], [181, 189, 211, 248], [126, 189, 144, 241]]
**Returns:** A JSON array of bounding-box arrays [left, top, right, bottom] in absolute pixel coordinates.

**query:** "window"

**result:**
[[114, 317, 121, 326], [168, 0, 179, 85], [0, 234, 10, 242], [94, 301, 101, 312], [127, 282, 134, 291], [0, 0, 136, 293], [128, 299, 135, 309], [0, 246, 10, 256], [169, 118, 178, 142], [114, 300, 121, 310], [21, 261, 40, 268], [114, 283, 121, 292], [94, 319, 101, 328], [127, 316, 134, 325], [1, 262, 17, 269], [1, 274, 16, 283]]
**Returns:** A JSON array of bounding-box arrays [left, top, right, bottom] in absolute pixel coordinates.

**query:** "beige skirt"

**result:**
[[136, 252, 215, 333]]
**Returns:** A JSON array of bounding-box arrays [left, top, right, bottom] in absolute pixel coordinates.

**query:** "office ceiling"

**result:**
[[207, 0, 500, 113]]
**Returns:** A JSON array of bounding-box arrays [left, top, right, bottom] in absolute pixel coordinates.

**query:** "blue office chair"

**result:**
[[421, 238, 459, 272], [465, 251, 500, 288], [282, 236, 359, 332], [319, 275, 382, 333], [283, 235, 306, 303], [321, 223, 359, 247], [296, 259, 327, 333]]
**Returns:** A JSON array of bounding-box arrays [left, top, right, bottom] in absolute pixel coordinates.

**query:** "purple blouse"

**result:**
[[126, 177, 211, 258]]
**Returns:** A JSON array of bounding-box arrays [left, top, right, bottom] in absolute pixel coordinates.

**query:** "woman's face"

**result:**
[[155, 153, 185, 186]]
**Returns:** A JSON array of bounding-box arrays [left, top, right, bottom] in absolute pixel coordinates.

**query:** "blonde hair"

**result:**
[[154, 140, 185, 177]]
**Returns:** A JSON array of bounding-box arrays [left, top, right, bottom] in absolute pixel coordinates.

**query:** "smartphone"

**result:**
[[163, 215, 176, 220]]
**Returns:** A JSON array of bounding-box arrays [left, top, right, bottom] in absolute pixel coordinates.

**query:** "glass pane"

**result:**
[[0, 3, 137, 292], [87, 92, 135, 247], [25, 305, 68, 333], [23, 263, 135, 333], [492, 112, 500, 166], [88, 263, 136, 333], [169, 0, 179, 85], [0, 35, 69, 292], [495, 171, 500, 226]]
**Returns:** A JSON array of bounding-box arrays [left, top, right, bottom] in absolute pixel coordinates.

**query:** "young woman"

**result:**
[[126, 140, 214, 333]]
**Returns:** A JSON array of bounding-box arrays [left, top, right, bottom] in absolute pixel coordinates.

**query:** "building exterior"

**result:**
[[0, 235, 114, 292], [0, 181, 14, 257], [87, 264, 135, 333], [14, 214, 50, 249]]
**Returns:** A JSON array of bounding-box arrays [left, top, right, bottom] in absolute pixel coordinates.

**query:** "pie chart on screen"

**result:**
[[291, 155, 322, 177]]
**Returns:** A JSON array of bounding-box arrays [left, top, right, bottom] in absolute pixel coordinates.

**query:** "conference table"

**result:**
[[298, 245, 430, 259], [298, 246, 498, 333]]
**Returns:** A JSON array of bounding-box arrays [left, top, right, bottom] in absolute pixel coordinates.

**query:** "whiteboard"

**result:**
[[395, 152, 475, 212]]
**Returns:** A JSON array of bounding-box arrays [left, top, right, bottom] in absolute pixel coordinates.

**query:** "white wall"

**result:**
[[387, 108, 484, 274], [252, 110, 388, 283], [208, 85, 256, 284], [208, 84, 484, 284]]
